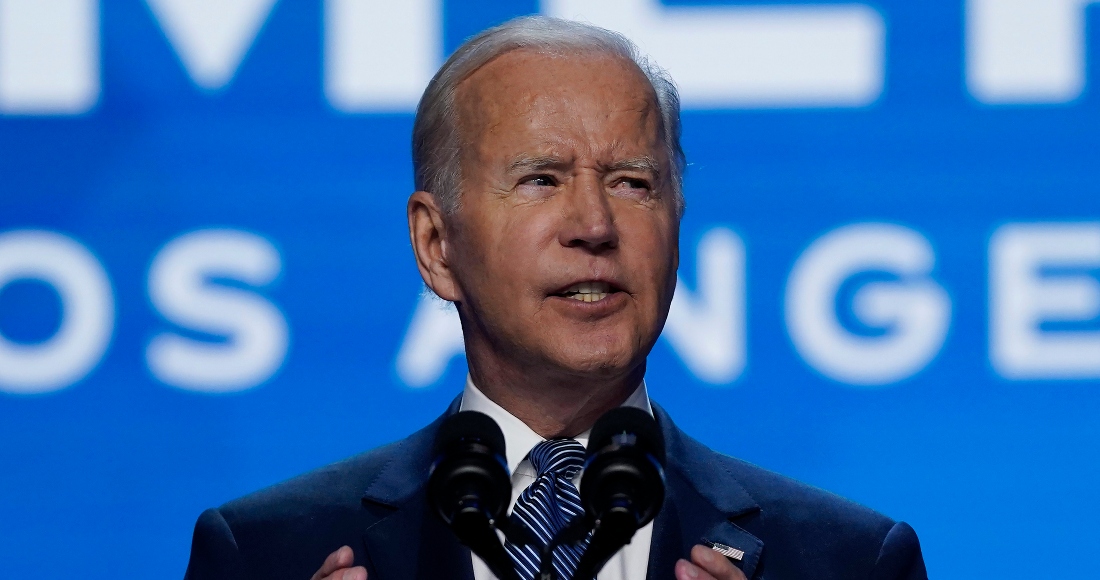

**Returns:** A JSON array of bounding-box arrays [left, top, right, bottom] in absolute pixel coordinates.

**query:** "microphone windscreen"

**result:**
[[433, 411, 507, 458], [588, 407, 665, 464]]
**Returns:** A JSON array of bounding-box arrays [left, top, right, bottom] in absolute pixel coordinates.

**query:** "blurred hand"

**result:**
[[675, 544, 748, 580], [310, 545, 366, 580]]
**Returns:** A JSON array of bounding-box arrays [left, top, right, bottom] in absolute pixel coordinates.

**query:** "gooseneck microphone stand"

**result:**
[[530, 407, 668, 580], [429, 408, 666, 580]]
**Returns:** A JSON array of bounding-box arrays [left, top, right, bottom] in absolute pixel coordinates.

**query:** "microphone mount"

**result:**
[[572, 408, 666, 580], [428, 411, 527, 580]]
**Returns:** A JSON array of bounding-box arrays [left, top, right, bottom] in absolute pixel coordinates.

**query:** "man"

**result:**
[[184, 16, 926, 580]]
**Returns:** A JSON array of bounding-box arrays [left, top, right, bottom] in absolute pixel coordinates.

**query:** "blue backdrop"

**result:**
[[2, 1, 1099, 578]]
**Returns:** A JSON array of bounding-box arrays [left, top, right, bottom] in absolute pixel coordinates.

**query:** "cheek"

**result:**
[[624, 216, 678, 284], [497, 212, 557, 260], [465, 211, 557, 298]]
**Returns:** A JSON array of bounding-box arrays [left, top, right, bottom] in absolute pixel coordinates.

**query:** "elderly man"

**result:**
[[184, 16, 926, 580]]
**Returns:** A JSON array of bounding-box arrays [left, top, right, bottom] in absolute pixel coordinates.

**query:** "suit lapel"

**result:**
[[647, 405, 765, 579], [361, 494, 474, 580], [359, 398, 475, 580]]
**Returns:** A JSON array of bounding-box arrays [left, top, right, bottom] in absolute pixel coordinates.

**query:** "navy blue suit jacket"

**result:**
[[184, 402, 927, 579]]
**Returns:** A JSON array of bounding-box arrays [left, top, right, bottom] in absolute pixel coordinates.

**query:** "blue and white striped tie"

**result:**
[[505, 438, 590, 580]]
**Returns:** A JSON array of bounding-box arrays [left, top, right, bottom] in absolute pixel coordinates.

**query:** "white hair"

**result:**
[[411, 16, 685, 216]]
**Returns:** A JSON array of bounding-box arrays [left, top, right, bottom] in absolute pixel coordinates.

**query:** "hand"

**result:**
[[310, 545, 367, 580], [675, 544, 748, 580]]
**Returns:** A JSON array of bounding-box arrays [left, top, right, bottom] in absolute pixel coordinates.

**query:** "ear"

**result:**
[[408, 191, 463, 302]]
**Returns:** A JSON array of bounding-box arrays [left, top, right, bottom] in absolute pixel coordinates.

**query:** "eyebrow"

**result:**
[[507, 155, 662, 177], [507, 155, 571, 174], [604, 156, 661, 176]]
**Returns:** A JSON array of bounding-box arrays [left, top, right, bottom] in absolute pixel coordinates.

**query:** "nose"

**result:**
[[558, 172, 619, 253]]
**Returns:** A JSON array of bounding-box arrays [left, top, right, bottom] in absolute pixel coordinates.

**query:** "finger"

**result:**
[[675, 558, 718, 580], [311, 546, 354, 580], [690, 545, 747, 580], [321, 566, 367, 580]]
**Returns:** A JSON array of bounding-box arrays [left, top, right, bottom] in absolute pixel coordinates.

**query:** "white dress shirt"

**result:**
[[460, 376, 655, 580]]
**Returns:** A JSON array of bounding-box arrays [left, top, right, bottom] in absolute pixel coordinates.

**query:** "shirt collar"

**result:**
[[459, 374, 653, 474]]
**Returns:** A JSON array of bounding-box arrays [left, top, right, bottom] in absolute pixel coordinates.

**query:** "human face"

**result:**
[[435, 50, 679, 385]]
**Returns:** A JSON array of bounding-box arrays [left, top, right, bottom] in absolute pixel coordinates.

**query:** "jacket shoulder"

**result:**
[[674, 430, 906, 577], [723, 452, 895, 533], [672, 420, 897, 536], [219, 442, 397, 522], [218, 413, 439, 529], [184, 416, 443, 580]]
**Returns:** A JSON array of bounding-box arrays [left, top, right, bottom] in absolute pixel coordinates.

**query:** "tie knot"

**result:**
[[528, 438, 585, 479]]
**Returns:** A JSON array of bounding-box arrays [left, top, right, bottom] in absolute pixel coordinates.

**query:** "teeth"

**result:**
[[564, 281, 611, 295], [562, 281, 612, 302], [570, 292, 609, 302]]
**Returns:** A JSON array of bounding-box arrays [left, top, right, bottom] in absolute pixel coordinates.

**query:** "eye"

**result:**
[[520, 175, 557, 187], [611, 177, 652, 196]]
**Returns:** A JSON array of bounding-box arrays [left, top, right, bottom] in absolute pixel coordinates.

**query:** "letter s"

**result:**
[[146, 229, 288, 393]]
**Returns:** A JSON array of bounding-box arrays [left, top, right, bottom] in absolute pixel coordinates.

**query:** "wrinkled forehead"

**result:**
[[453, 49, 663, 156]]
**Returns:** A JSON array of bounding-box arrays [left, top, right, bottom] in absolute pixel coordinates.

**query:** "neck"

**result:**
[[467, 356, 645, 439]]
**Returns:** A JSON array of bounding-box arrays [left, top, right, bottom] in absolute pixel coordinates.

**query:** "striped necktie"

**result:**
[[505, 438, 590, 580]]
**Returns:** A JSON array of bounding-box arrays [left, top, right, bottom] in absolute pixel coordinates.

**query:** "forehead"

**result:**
[[454, 49, 662, 157]]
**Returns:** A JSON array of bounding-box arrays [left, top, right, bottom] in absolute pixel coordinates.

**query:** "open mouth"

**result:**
[[554, 281, 619, 303]]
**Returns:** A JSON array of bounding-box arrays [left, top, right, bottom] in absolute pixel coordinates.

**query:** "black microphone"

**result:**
[[573, 407, 666, 580], [427, 411, 522, 580]]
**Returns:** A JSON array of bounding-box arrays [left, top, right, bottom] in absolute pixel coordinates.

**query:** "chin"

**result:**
[[548, 338, 641, 381]]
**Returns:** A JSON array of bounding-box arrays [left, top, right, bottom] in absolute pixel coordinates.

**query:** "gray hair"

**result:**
[[412, 16, 685, 216]]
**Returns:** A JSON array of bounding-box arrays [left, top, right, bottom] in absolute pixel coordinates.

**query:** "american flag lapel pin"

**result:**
[[702, 539, 745, 562]]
